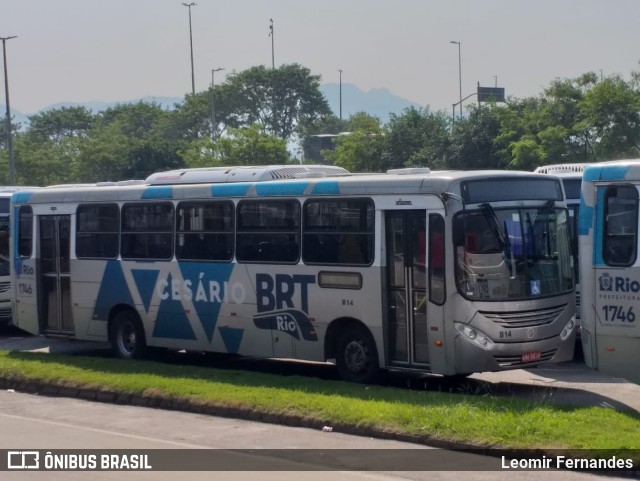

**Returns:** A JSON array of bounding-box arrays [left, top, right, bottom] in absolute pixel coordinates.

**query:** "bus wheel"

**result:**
[[336, 325, 379, 384], [110, 310, 146, 359]]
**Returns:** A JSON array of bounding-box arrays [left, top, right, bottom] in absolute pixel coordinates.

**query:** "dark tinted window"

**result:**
[[562, 178, 582, 200], [429, 214, 445, 305], [76, 204, 119, 259], [236, 200, 300, 263], [603, 185, 638, 267], [302, 198, 374, 265], [121, 203, 174, 260], [18, 206, 33, 257], [462, 178, 562, 203], [176, 201, 233, 261]]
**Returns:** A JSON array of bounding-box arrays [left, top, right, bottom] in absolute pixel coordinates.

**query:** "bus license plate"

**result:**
[[522, 351, 541, 363]]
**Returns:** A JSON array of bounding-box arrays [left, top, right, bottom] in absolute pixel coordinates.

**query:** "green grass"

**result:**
[[1, 349, 639, 453]]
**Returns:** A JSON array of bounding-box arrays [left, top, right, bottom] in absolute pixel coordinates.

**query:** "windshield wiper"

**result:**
[[480, 203, 516, 278], [480, 203, 506, 249]]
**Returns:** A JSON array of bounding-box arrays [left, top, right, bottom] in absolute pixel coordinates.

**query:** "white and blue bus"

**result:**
[[0, 187, 40, 327], [579, 159, 640, 384], [11, 165, 577, 382]]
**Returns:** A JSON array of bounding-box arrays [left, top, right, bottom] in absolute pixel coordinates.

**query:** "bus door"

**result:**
[[385, 210, 429, 366], [39, 215, 74, 334]]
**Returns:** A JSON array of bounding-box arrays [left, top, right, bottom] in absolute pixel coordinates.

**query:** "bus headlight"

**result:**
[[455, 323, 494, 350], [560, 315, 577, 341]]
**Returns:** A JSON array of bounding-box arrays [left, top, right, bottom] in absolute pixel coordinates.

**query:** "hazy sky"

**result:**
[[2, 0, 639, 115]]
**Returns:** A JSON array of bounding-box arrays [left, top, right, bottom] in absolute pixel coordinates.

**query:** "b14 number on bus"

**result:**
[[601, 305, 635, 323]]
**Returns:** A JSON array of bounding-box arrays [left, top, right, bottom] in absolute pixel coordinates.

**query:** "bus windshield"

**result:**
[[454, 205, 574, 300]]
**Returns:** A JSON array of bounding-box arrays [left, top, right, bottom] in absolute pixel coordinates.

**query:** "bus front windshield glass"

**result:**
[[453, 205, 574, 300]]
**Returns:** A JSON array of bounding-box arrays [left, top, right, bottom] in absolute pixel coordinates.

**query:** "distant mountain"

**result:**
[[320, 83, 423, 123], [0, 107, 29, 130], [3, 85, 422, 130]]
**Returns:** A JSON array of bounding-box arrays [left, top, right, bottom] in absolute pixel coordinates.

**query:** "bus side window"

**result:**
[[236, 200, 300, 264], [429, 214, 445, 305], [603, 185, 638, 267], [18, 206, 33, 258]]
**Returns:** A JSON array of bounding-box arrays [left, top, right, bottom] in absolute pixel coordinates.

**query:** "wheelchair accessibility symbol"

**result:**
[[530, 280, 541, 296]]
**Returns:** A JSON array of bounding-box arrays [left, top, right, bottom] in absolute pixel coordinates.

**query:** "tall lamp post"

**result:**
[[450, 40, 462, 120], [182, 2, 197, 95], [211, 67, 224, 140], [1, 35, 17, 185], [269, 18, 275, 69], [338, 69, 343, 120]]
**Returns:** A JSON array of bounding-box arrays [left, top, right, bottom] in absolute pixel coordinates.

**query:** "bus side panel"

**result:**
[[70, 259, 115, 341], [588, 184, 640, 383], [12, 257, 39, 335]]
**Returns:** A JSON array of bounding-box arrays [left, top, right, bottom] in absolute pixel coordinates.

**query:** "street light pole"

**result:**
[[338, 69, 342, 120], [182, 2, 196, 95], [1, 35, 17, 185], [269, 18, 274, 69], [211, 67, 224, 140], [450, 40, 462, 120]]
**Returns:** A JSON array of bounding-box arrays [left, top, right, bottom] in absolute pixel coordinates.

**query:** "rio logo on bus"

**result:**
[[599, 273, 640, 293]]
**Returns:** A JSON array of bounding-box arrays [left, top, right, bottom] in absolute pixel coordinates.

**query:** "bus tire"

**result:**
[[336, 324, 379, 384], [110, 310, 146, 360]]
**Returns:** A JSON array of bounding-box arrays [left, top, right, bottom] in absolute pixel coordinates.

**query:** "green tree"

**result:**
[[27, 106, 95, 143], [223, 64, 331, 139], [2, 107, 96, 185], [75, 102, 182, 182], [385, 107, 451, 169], [181, 124, 289, 168], [494, 73, 602, 170], [322, 114, 385, 172], [12, 134, 84, 185], [448, 105, 505, 170], [577, 75, 640, 159]]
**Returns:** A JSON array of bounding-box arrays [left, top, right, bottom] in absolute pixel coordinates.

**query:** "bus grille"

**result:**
[[575, 291, 581, 308], [0, 282, 9, 294], [494, 349, 557, 367], [479, 304, 567, 328]]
